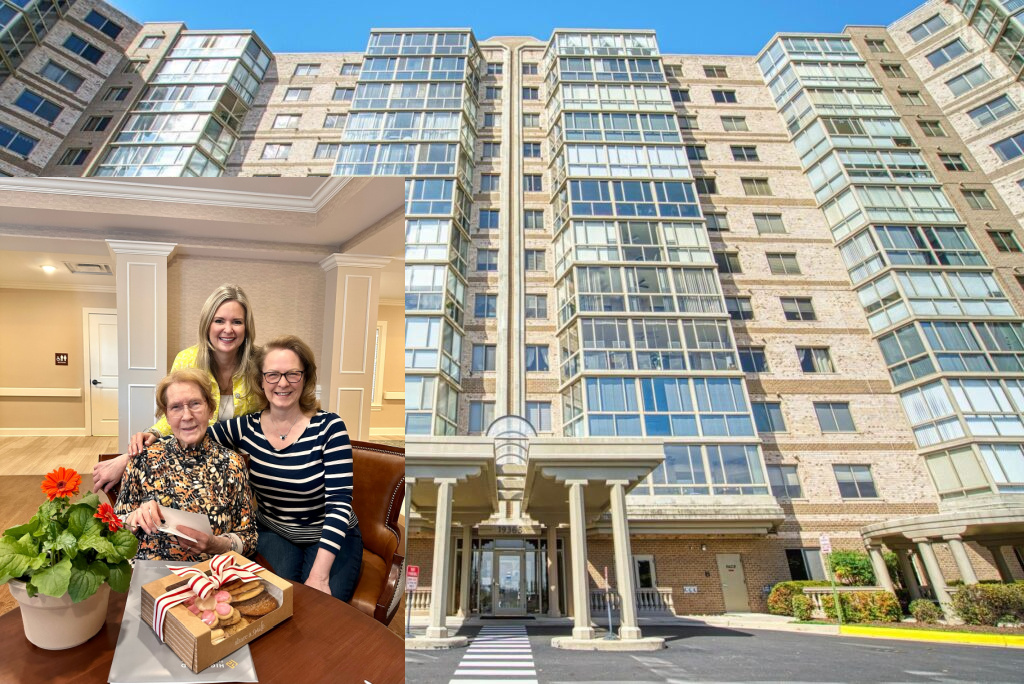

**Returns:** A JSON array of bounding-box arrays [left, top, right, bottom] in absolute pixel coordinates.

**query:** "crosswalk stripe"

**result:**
[[449, 626, 537, 684]]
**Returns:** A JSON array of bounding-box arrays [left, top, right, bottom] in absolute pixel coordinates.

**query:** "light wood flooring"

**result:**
[[0, 436, 406, 639]]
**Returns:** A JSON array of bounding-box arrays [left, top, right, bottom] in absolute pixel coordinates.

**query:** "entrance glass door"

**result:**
[[494, 551, 525, 615]]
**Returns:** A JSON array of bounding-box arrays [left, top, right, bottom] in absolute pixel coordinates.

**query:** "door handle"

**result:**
[[92, 380, 101, 385]]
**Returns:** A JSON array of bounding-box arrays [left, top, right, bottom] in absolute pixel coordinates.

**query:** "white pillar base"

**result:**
[[572, 625, 596, 640]]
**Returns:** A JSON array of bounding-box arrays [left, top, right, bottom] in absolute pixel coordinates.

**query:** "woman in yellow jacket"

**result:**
[[92, 284, 261, 492]]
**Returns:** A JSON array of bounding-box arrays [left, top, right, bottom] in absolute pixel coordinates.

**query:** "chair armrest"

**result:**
[[375, 552, 405, 626]]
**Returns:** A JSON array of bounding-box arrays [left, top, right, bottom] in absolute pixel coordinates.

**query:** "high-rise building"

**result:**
[[2, 0, 1023, 645]]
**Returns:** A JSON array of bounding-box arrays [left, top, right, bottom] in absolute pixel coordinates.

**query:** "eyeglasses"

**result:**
[[262, 371, 304, 384], [167, 400, 206, 416]]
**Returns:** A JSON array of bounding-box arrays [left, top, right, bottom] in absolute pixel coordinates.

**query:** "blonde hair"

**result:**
[[155, 368, 216, 419], [194, 284, 257, 391], [252, 335, 321, 414]]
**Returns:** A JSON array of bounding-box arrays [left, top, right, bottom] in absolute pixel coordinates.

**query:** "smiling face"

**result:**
[[165, 381, 212, 448], [261, 348, 304, 412], [207, 300, 245, 357]]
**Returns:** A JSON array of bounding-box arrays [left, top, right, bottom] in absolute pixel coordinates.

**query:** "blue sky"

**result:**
[[111, 0, 925, 55]]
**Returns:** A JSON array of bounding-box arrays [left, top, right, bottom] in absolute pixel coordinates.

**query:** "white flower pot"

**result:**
[[8, 580, 110, 650]]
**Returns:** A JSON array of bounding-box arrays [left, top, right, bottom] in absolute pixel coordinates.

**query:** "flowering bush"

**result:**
[[822, 591, 902, 623], [909, 599, 942, 624], [0, 467, 138, 602], [951, 583, 1024, 625], [767, 580, 829, 615]]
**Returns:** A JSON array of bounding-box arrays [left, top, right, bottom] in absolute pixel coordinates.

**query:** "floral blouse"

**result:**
[[114, 434, 256, 561]]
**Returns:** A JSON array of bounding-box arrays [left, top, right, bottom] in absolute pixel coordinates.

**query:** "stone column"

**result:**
[[914, 538, 953, 619], [567, 480, 594, 640], [944, 536, 978, 586], [426, 479, 456, 639], [106, 240, 177, 451], [547, 524, 560, 617], [609, 480, 641, 640], [318, 254, 390, 440], [457, 524, 473, 616], [895, 549, 922, 600], [865, 544, 895, 594], [986, 545, 1015, 582]]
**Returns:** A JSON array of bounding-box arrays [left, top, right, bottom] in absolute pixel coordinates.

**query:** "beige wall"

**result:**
[[166, 255, 327, 370], [0, 288, 116, 428], [371, 303, 405, 436]]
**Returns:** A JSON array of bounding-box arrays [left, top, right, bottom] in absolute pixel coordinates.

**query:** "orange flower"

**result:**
[[94, 502, 123, 532], [41, 467, 81, 501]]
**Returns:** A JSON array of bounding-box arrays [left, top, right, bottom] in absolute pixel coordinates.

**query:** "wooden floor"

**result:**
[[0, 436, 406, 639]]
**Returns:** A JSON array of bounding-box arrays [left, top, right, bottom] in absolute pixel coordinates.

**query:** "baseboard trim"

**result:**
[[0, 427, 89, 437]]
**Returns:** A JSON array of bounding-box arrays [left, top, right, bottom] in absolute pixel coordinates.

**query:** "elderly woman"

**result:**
[[115, 368, 257, 561]]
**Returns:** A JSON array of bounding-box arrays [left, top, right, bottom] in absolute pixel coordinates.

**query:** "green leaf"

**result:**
[[26, 583, 37, 598], [54, 530, 78, 560], [68, 506, 100, 538], [0, 535, 37, 585], [79, 492, 100, 509], [107, 560, 132, 593], [4, 515, 39, 540], [30, 558, 71, 598], [68, 560, 104, 603], [77, 527, 116, 561], [107, 528, 139, 563]]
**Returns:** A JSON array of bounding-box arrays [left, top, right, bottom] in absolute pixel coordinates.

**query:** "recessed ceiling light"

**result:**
[[41, 265, 56, 274]]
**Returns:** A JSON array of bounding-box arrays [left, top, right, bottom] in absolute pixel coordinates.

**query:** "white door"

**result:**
[[716, 553, 750, 612], [88, 313, 118, 436]]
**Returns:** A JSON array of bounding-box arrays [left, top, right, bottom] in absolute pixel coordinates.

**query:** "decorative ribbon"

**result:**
[[152, 553, 265, 642]]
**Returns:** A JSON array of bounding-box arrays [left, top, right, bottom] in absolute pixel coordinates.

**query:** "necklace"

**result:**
[[267, 413, 303, 440]]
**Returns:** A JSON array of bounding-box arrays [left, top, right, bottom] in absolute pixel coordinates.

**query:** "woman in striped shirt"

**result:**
[[208, 335, 363, 601]]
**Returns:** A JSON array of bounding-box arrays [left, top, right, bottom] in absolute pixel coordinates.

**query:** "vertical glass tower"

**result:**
[[0, 0, 76, 86], [336, 30, 483, 435], [759, 34, 1024, 501], [91, 31, 271, 176], [547, 31, 770, 495]]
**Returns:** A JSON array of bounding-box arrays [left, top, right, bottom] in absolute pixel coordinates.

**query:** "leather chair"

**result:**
[[98, 440, 406, 626]]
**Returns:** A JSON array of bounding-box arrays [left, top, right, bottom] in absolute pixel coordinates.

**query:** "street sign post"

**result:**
[[603, 566, 616, 640], [406, 565, 419, 637], [819, 534, 843, 627]]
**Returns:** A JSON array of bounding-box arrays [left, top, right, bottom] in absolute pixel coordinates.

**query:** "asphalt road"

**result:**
[[405, 624, 1024, 683]]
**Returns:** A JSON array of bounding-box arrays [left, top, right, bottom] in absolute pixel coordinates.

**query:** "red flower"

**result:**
[[94, 502, 123, 532], [41, 467, 81, 501]]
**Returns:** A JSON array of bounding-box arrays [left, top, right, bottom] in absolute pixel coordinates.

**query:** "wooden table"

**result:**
[[0, 581, 405, 683]]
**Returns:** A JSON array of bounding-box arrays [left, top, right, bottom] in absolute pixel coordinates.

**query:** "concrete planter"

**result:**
[[8, 580, 110, 649]]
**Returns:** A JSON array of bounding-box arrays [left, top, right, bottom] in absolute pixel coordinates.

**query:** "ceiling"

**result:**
[[0, 177, 405, 301]]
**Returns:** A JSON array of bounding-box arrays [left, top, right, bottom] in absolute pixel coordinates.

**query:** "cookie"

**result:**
[[227, 580, 260, 596], [234, 591, 278, 617], [219, 607, 241, 627], [231, 585, 265, 602], [223, 615, 251, 637], [220, 579, 243, 592]]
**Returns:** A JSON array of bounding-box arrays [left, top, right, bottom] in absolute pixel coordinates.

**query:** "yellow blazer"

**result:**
[[149, 345, 261, 436]]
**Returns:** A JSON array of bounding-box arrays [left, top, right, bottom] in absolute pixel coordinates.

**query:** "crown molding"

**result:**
[[106, 240, 178, 257], [0, 177, 352, 213], [0, 280, 116, 293], [319, 253, 393, 271]]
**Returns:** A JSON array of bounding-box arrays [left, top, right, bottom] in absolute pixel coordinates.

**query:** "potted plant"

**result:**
[[0, 467, 138, 649]]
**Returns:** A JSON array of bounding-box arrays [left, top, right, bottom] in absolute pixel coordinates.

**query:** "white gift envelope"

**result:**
[[156, 505, 213, 543]]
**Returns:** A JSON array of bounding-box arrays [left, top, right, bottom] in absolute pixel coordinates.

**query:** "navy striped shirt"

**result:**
[[208, 410, 356, 555]]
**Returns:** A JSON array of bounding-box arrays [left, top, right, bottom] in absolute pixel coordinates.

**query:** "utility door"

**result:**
[[88, 313, 118, 436], [716, 553, 750, 612]]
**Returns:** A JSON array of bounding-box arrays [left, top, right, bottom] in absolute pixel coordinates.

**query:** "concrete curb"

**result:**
[[840, 624, 1024, 648]]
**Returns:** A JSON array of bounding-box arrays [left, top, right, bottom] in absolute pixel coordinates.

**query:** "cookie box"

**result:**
[[140, 551, 293, 673]]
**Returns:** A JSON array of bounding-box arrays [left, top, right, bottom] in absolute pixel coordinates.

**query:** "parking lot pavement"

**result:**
[[407, 623, 1024, 683]]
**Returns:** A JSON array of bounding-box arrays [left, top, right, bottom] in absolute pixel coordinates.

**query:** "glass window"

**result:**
[[704, 212, 728, 231], [678, 115, 698, 130], [0, 123, 39, 157], [725, 296, 753, 320], [939, 153, 969, 171], [753, 402, 786, 432], [524, 174, 543, 192], [909, 14, 947, 42], [475, 294, 497, 318], [333, 87, 354, 101], [919, 120, 945, 137], [57, 148, 89, 166], [522, 113, 539, 127], [766, 252, 800, 275], [523, 142, 541, 157], [754, 213, 786, 234], [866, 39, 890, 54], [963, 189, 994, 210], [314, 143, 339, 159], [992, 131, 1024, 162], [40, 61, 84, 92], [469, 401, 495, 434], [340, 63, 360, 75], [989, 230, 1022, 252], [63, 34, 104, 64], [926, 39, 967, 68], [946, 65, 991, 97], [480, 173, 499, 192], [522, 63, 538, 75], [738, 346, 768, 372], [881, 63, 906, 78], [273, 114, 301, 129], [14, 90, 62, 123], [324, 113, 347, 129], [82, 116, 111, 132], [261, 143, 291, 159], [85, 10, 123, 39], [714, 251, 741, 274], [712, 89, 737, 104], [526, 401, 552, 432], [293, 63, 321, 76], [524, 209, 545, 230], [694, 177, 717, 195], [671, 88, 690, 103], [741, 178, 771, 196], [781, 297, 816, 321], [476, 248, 498, 271], [767, 464, 802, 497], [284, 88, 311, 101], [525, 249, 545, 271], [139, 36, 163, 49], [685, 145, 707, 161], [815, 403, 856, 432], [797, 347, 835, 373], [721, 116, 748, 131], [704, 65, 728, 78], [833, 465, 877, 498], [525, 294, 547, 318], [730, 145, 758, 162], [899, 90, 925, 106], [522, 87, 539, 100], [482, 142, 500, 158], [479, 209, 500, 229], [968, 95, 1017, 127], [472, 344, 496, 371], [526, 345, 549, 372]]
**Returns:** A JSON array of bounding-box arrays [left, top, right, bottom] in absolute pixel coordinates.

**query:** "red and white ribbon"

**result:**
[[151, 553, 266, 642]]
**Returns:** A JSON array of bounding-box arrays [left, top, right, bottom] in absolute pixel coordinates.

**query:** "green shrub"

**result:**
[[767, 580, 829, 616], [951, 583, 1024, 626], [791, 595, 813, 621], [828, 551, 876, 586], [909, 599, 942, 624], [822, 591, 901, 623]]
